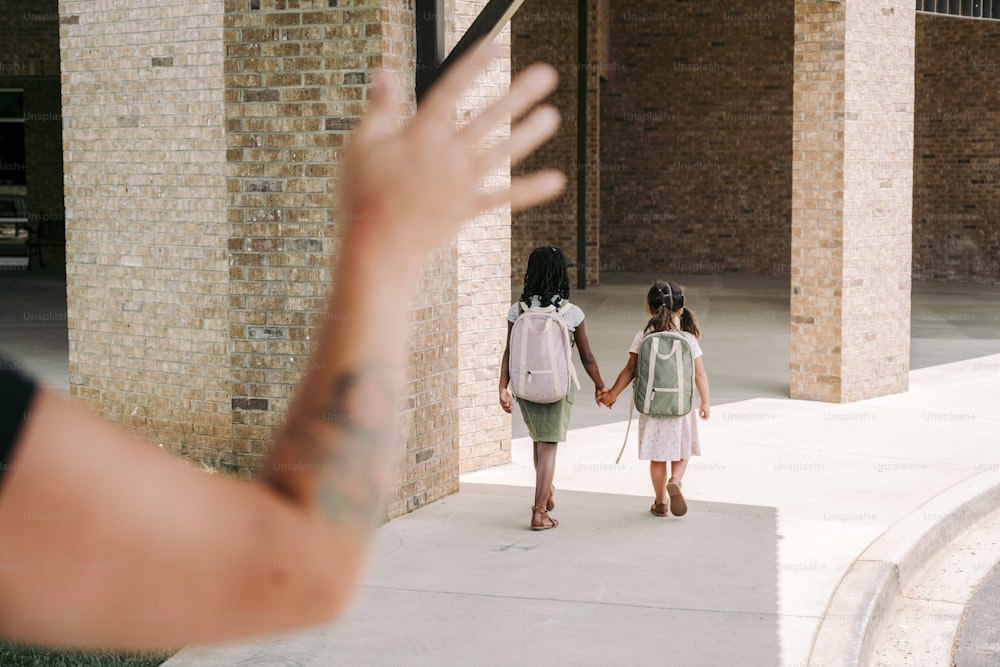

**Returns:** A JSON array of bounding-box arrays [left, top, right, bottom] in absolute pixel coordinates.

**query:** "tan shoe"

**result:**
[[667, 479, 687, 517], [650, 502, 669, 517]]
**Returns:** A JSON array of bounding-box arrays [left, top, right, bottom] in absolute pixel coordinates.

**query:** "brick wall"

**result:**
[[1, 0, 65, 266], [839, 0, 913, 401], [582, 0, 604, 286], [454, 2, 512, 474], [223, 0, 463, 514], [59, 0, 469, 514], [60, 0, 233, 454], [913, 13, 1000, 285], [790, 0, 913, 402], [789, 1, 845, 401], [601, 1, 794, 277], [223, 1, 378, 471], [510, 1, 580, 285], [509, 1, 606, 288], [386, 1, 459, 513]]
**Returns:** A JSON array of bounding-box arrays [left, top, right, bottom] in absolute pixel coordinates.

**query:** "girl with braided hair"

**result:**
[[600, 280, 711, 517], [499, 246, 607, 530]]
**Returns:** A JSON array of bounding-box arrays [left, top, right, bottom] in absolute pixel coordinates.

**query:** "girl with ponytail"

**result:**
[[600, 281, 711, 517]]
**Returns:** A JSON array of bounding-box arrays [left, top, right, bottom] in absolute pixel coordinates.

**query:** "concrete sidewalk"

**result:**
[[4, 266, 998, 664], [165, 352, 1000, 667]]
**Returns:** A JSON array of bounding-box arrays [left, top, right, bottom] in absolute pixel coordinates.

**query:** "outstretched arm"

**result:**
[[601, 352, 638, 407], [0, 40, 564, 651], [571, 321, 606, 403]]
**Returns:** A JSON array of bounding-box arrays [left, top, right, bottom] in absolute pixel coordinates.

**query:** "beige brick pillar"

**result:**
[[60, 0, 233, 456], [225, 1, 461, 514], [452, 2, 514, 473], [790, 0, 914, 402], [62, 0, 467, 515]]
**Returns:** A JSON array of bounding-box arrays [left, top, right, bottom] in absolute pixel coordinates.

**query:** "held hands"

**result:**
[[596, 387, 615, 409], [341, 40, 565, 261]]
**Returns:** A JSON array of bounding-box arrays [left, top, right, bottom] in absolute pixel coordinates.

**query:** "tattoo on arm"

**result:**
[[280, 367, 397, 534]]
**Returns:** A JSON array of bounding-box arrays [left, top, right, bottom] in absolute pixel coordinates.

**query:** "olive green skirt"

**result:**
[[517, 383, 576, 443]]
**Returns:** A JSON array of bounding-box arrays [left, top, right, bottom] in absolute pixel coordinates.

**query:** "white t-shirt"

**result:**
[[507, 297, 585, 332]]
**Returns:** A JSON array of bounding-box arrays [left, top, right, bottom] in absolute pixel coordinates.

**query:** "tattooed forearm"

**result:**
[[269, 366, 398, 535]]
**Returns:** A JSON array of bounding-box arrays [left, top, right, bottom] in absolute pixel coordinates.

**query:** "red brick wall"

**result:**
[[913, 13, 1000, 285], [600, 2, 794, 276], [510, 1, 606, 288], [510, 1, 580, 284]]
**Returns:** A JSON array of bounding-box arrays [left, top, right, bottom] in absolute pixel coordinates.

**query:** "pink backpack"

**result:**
[[508, 302, 580, 403]]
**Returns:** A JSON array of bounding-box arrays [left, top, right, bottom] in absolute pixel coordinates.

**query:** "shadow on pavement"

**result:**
[[166, 484, 780, 666]]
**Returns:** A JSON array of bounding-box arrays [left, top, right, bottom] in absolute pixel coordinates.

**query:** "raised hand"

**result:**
[[340, 40, 566, 262]]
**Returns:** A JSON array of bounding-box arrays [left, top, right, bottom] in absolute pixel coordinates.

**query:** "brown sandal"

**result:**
[[531, 506, 558, 530], [546, 484, 555, 511], [650, 502, 669, 517], [667, 479, 687, 517]]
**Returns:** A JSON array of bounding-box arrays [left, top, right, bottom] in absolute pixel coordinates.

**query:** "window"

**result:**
[[0, 90, 27, 225], [916, 0, 1000, 19]]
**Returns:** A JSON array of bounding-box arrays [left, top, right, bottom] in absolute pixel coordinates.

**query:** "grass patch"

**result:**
[[0, 642, 173, 667]]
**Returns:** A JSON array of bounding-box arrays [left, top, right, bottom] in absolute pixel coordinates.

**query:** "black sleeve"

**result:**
[[1, 357, 36, 482]]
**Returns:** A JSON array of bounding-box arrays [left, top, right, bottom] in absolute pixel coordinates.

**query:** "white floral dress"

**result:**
[[629, 330, 703, 462]]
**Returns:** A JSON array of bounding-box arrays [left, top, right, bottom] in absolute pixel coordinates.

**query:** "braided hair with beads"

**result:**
[[520, 246, 571, 308]]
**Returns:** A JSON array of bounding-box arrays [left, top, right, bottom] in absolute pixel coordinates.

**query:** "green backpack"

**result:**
[[615, 330, 695, 464], [633, 330, 695, 417]]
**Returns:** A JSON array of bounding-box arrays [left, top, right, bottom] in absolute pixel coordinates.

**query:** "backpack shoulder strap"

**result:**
[[615, 394, 635, 464]]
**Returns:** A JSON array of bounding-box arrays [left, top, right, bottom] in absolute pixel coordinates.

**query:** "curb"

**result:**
[[808, 470, 1000, 667]]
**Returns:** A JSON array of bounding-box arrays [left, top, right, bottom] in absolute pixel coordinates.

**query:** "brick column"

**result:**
[[62, 0, 467, 515], [790, 0, 914, 402], [60, 0, 232, 458], [452, 2, 513, 473], [224, 1, 461, 514]]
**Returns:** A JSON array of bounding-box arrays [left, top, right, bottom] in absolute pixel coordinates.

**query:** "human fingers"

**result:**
[[459, 63, 558, 145], [352, 69, 399, 150], [481, 169, 565, 213], [417, 39, 504, 124], [481, 101, 561, 168]]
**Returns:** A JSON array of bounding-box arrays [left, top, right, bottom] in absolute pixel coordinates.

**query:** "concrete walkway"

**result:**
[[3, 266, 999, 664], [155, 274, 1000, 667]]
